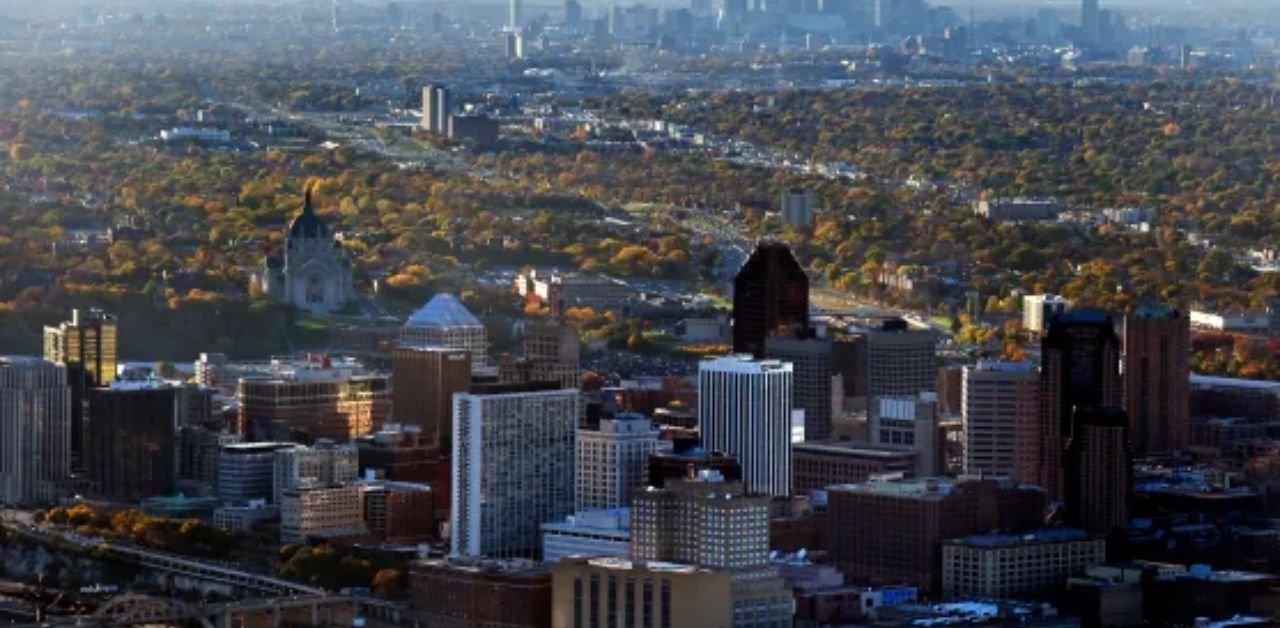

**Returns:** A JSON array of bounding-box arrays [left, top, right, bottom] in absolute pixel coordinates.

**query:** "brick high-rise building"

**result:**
[[577, 414, 672, 511], [1039, 311, 1121, 501], [238, 361, 390, 444], [765, 333, 833, 441], [826, 476, 1046, 593], [732, 241, 809, 357], [391, 345, 470, 456], [962, 361, 1040, 483], [44, 308, 117, 466], [1064, 407, 1131, 533], [0, 357, 71, 505], [86, 383, 179, 502], [698, 356, 794, 497], [1123, 306, 1190, 453], [452, 383, 578, 559]]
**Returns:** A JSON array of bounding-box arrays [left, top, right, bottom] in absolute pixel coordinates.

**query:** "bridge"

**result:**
[[32, 593, 360, 628], [102, 544, 326, 597]]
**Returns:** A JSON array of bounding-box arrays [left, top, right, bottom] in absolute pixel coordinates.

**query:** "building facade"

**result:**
[[217, 442, 295, 504], [764, 335, 833, 442], [237, 363, 390, 444], [43, 308, 116, 466], [260, 189, 355, 315], [86, 384, 179, 502], [792, 441, 916, 495], [391, 345, 471, 456], [272, 440, 359, 505], [542, 509, 631, 564], [577, 415, 672, 511], [1021, 294, 1070, 335], [1123, 306, 1190, 453], [452, 385, 579, 559], [0, 358, 71, 505], [961, 361, 1040, 483], [552, 557, 734, 628], [1064, 407, 1131, 533], [732, 241, 809, 357], [280, 484, 365, 544], [869, 394, 942, 477], [698, 356, 794, 497], [409, 558, 552, 628], [942, 529, 1105, 599], [865, 319, 937, 402]]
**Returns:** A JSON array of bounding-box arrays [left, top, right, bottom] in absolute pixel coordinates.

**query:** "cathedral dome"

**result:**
[[288, 188, 330, 239]]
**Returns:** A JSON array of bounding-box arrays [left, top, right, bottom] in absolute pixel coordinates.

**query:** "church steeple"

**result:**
[[288, 183, 329, 239]]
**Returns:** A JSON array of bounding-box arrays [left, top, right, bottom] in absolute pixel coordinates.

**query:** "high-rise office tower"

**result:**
[[0, 357, 71, 505], [452, 383, 578, 559], [1064, 407, 1131, 533], [1123, 307, 1190, 454], [865, 318, 937, 402], [962, 361, 1040, 483], [509, 0, 523, 30], [44, 308, 117, 465], [698, 356, 793, 497], [392, 345, 471, 456], [421, 85, 452, 136], [732, 241, 809, 357], [576, 414, 672, 511], [401, 293, 489, 370], [565, 0, 583, 28], [869, 393, 942, 477], [238, 364, 390, 443], [87, 383, 180, 502], [1039, 311, 1121, 501], [764, 334, 832, 441], [1081, 0, 1100, 44]]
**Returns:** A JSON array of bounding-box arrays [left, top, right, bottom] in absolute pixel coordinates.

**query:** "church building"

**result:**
[[261, 188, 354, 314]]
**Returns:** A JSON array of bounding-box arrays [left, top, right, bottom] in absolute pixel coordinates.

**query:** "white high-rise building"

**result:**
[[962, 361, 1040, 484], [577, 414, 672, 511], [272, 440, 359, 505], [1022, 294, 1070, 335], [452, 385, 578, 559], [698, 356, 793, 497], [0, 357, 71, 505]]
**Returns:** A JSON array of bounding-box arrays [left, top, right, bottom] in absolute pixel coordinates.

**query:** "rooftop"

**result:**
[[950, 528, 1092, 548], [404, 293, 483, 329]]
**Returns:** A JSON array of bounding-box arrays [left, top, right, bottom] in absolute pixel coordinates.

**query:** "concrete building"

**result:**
[[217, 442, 294, 504], [400, 293, 490, 371], [552, 557, 733, 628], [869, 394, 942, 477], [1064, 407, 1131, 533], [1021, 294, 1070, 335], [43, 308, 116, 466], [732, 241, 809, 358], [765, 335, 833, 442], [780, 187, 816, 227], [258, 189, 355, 315], [792, 441, 916, 494], [516, 270, 630, 315], [1189, 310, 1271, 334], [272, 440, 359, 505], [86, 383, 179, 502], [1040, 311, 1121, 502], [942, 529, 1105, 599], [391, 345, 471, 456], [409, 558, 552, 628], [974, 198, 1061, 222], [698, 356, 794, 497], [0, 358, 71, 505], [1123, 306, 1190, 453], [865, 319, 936, 402], [577, 415, 672, 511], [237, 360, 390, 444], [452, 384, 579, 559], [961, 361, 1040, 483], [280, 484, 365, 544], [826, 477, 1046, 593], [542, 508, 631, 564], [422, 84, 452, 135]]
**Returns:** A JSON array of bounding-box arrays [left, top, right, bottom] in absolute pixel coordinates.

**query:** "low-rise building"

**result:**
[[974, 198, 1061, 222], [942, 529, 1106, 599], [409, 558, 552, 628], [552, 557, 733, 628], [792, 441, 916, 494], [541, 508, 631, 564], [279, 484, 365, 544], [361, 480, 434, 542]]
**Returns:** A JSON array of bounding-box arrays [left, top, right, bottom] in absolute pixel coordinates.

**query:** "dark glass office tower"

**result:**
[[732, 241, 808, 357]]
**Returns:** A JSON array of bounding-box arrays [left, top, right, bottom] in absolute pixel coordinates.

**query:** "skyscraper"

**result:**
[[564, 0, 583, 28], [87, 383, 180, 502], [1123, 307, 1190, 454], [391, 345, 471, 456], [1081, 0, 1101, 45], [452, 384, 578, 559], [962, 361, 1040, 483], [238, 363, 390, 443], [1039, 311, 1121, 501], [401, 293, 489, 370], [576, 414, 672, 511], [509, 0, 523, 30], [732, 241, 809, 357], [764, 334, 832, 441], [0, 357, 71, 505], [44, 308, 117, 465], [865, 318, 937, 402], [698, 356, 793, 497], [1064, 407, 1131, 533], [421, 85, 452, 136]]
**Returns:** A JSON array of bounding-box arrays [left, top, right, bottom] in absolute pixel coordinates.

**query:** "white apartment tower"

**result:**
[[698, 356, 794, 497], [962, 361, 1040, 483], [452, 385, 579, 559], [0, 357, 71, 505], [577, 414, 673, 511]]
